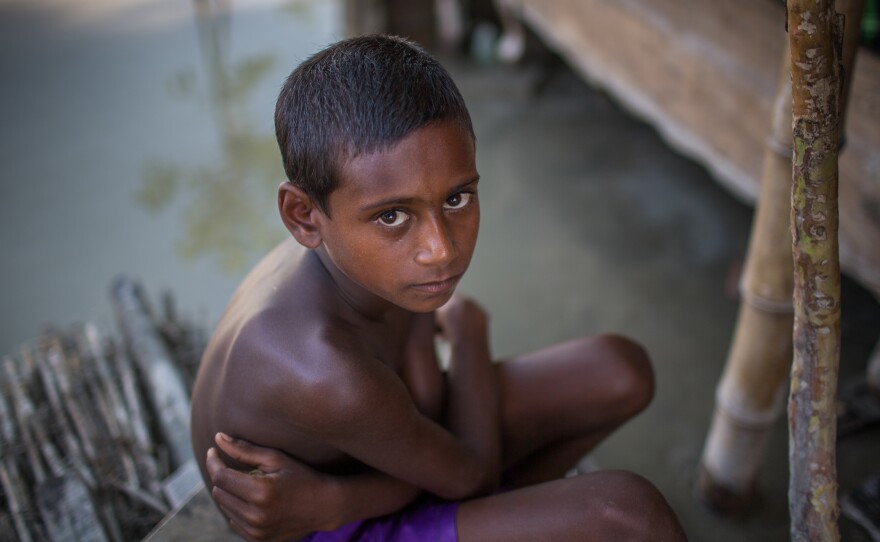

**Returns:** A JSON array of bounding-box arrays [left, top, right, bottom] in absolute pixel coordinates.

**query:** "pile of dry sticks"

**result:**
[[0, 277, 206, 541]]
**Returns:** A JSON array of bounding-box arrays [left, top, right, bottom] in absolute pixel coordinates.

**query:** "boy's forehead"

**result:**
[[336, 123, 477, 200]]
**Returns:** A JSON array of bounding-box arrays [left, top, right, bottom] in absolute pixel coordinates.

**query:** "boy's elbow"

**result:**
[[439, 458, 499, 500]]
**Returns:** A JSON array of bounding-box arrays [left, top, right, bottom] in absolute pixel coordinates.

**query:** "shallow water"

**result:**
[[0, 0, 344, 354]]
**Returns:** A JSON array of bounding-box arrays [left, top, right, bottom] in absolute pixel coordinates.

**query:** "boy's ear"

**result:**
[[278, 182, 324, 249]]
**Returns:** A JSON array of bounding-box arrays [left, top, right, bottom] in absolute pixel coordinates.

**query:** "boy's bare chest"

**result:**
[[358, 322, 444, 420]]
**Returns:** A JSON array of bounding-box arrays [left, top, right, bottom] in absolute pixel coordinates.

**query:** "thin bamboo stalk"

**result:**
[[787, 0, 844, 540], [697, 42, 796, 513]]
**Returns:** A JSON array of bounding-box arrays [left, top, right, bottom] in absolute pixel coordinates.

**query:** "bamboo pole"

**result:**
[[787, 0, 844, 539], [697, 42, 796, 514]]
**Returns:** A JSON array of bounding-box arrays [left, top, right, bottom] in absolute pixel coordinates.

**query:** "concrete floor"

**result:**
[[444, 54, 880, 541]]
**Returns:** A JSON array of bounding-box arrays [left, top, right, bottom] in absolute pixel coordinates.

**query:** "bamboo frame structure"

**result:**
[[787, 0, 844, 539], [698, 0, 862, 514]]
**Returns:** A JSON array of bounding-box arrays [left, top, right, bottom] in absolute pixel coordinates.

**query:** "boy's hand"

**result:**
[[207, 433, 337, 542], [435, 295, 488, 343]]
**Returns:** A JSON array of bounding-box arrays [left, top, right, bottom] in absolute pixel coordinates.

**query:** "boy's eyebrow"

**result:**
[[360, 176, 480, 212]]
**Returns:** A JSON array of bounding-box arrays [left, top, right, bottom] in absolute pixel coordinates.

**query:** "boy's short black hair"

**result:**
[[275, 34, 475, 215]]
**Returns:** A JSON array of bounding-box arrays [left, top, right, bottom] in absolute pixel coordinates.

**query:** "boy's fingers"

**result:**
[[212, 486, 250, 522], [207, 448, 263, 499], [214, 486, 268, 538], [215, 489, 278, 542], [214, 432, 282, 471]]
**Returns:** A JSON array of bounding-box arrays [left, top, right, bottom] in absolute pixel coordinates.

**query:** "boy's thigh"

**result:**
[[456, 471, 683, 542], [495, 334, 653, 461]]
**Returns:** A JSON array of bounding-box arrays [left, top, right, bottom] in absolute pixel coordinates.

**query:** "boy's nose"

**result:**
[[415, 215, 455, 266]]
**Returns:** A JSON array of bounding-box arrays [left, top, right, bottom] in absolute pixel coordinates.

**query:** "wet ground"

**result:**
[[451, 55, 880, 541], [2, 1, 879, 540]]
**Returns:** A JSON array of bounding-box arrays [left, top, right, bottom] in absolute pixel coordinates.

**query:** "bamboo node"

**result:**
[[766, 135, 793, 157], [738, 285, 794, 314], [717, 383, 787, 428]]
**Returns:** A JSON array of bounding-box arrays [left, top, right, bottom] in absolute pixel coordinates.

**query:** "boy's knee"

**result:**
[[591, 470, 686, 541], [594, 334, 655, 417]]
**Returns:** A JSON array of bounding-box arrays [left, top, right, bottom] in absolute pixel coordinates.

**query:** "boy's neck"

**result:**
[[311, 247, 406, 323]]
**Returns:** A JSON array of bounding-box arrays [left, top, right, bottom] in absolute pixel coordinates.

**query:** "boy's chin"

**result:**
[[399, 291, 456, 313]]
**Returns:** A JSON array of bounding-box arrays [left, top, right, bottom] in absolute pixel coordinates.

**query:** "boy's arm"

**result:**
[[315, 298, 500, 500], [435, 296, 502, 491], [207, 298, 500, 541], [208, 434, 421, 542]]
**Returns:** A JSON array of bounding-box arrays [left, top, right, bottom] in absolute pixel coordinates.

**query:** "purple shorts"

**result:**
[[301, 495, 459, 542]]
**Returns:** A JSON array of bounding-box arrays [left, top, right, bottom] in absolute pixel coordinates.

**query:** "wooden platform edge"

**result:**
[[505, 0, 880, 295]]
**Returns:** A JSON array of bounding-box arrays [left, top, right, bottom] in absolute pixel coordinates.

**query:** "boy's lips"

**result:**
[[411, 274, 462, 295]]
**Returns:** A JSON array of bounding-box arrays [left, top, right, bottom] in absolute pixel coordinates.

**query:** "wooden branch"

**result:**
[[44, 340, 100, 471], [2, 356, 47, 484], [111, 277, 193, 470], [35, 473, 110, 542], [0, 458, 36, 542], [78, 326, 141, 489], [0, 379, 39, 542], [787, 0, 844, 540], [33, 345, 87, 468]]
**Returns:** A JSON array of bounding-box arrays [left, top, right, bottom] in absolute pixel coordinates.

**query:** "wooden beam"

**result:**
[[787, 0, 844, 539]]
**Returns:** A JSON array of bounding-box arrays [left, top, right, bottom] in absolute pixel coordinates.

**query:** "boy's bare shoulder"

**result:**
[[193, 241, 391, 460], [212, 240, 345, 376], [205, 240, 385, 408]]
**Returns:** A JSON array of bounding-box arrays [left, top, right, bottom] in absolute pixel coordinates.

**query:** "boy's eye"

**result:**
[[377, 210, 409, 227], [444, 192, 472, 210]]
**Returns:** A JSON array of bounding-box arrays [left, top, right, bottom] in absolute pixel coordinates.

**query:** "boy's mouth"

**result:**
[[411, 274, 462, 295]]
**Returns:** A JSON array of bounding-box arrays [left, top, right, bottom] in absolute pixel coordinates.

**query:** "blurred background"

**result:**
[[1, 0, 878, 541]]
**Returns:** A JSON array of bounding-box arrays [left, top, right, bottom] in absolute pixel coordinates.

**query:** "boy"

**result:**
[[191, 35, 686, 541]]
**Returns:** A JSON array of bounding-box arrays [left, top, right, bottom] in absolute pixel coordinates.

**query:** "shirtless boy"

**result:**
[[191, 35, 686, 542]]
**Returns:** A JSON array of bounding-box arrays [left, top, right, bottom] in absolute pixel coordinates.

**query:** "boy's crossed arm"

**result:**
[[208, 434, 421, 542], [209, 297, 501, 541]]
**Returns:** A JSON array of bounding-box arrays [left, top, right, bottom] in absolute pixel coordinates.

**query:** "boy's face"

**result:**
[[317, 121, 479, 313]]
